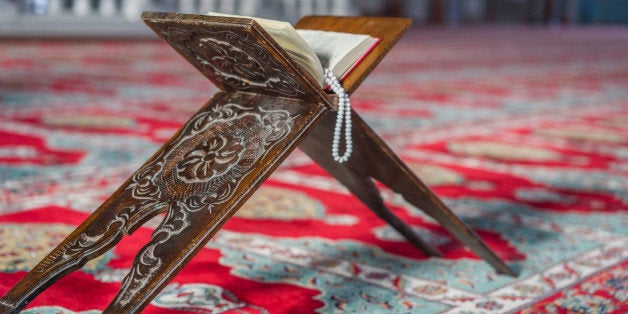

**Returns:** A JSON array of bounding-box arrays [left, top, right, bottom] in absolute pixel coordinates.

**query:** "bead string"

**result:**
[[324, 69, 352, 163]]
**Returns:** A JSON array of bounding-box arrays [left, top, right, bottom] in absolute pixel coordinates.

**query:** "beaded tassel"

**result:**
[[324, 69, 352, 163]]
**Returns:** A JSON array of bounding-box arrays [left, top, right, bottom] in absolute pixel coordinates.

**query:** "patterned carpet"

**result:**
[[1, 25, 627, 313]]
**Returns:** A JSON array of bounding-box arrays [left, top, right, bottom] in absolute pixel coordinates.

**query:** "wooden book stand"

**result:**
[[0, 12, 516, 313]]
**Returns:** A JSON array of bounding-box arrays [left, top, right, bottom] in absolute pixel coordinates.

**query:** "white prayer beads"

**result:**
[[324, 69, 352, 164]]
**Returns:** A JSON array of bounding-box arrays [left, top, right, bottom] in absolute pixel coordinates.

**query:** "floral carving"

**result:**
[[177, 136, 244, 182], [112, 100, 297, 306], [157, 25, 310, 98], [22, 98, 300, 310], [262, 107, 293, 142], [128, 158, 163, 200]]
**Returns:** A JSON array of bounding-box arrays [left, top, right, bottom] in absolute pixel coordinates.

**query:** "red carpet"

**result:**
[[1, 26, 627, 313]]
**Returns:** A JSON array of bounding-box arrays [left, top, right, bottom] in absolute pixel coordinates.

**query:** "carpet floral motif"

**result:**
[[521, 262, 628, 313], [236, 186, 325, 220], [152, 283, 269, 313]]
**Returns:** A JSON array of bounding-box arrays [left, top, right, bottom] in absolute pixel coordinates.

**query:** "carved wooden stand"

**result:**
[[0, 12, 516, 313]]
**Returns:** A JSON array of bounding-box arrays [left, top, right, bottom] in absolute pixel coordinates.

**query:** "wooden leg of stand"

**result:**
[[0, 190, 166, 313], [1, 92, 328, 312], [301, 110, 517, 276], [333, 171, 444, 257], [301, 113, 443, 257], [99, 94, 327, 312], [105, 200, 227, 312]]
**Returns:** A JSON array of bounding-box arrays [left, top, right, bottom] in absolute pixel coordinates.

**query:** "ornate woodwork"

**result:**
[[0, 12, 516, 313]]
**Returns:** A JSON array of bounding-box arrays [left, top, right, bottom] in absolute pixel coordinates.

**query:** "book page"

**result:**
[[296, 30, 379, 80]]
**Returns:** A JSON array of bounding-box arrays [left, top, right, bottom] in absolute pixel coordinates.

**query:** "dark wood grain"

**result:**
[[142, 11, 330, 105], [295, 15, 516, 275], [300, 111, 517, 276]]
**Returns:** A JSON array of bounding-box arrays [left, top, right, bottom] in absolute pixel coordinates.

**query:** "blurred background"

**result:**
[[1, 0, 627, 37]]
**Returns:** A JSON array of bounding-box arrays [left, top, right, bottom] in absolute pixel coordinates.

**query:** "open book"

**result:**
[[208, 13, 380, 87]]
